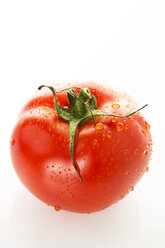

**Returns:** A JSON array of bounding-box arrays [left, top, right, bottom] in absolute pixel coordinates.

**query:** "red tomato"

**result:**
[[10, 82, 152, 213]]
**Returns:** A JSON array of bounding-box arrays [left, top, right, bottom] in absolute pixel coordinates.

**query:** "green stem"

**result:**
[[69, 121, 83, 182], [38, 85, 148, 182], [38, 85, 71, 121], [92, 104, 148, 119], [74, 88, 92, 118]]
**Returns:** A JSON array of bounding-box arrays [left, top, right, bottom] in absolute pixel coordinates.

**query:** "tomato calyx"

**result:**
[[38, 85, 148, 182]]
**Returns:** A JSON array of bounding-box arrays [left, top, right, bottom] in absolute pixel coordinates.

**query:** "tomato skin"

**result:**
[[10, 83, 152, 213]]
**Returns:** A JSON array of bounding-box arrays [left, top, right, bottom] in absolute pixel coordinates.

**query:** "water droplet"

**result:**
[[130, 186, 134, 191], [124, 171, 129, 175], [134, 149, 139, 154], [93, 139, 98, 145], [124, 149, 129, 155], [121, 193, 126, 199], [54, 206, 61, 211], [102, 133, 106, 138], [10, 139, 15, 146], [142, 130, 148, 136], [116, 123, 124, 132], [143, 150, 148, 156], [95, 123, 104, 130], [112, 103, 120, 109], [146, 167, 149, 172], [125, 124, 128, 130], [106, 132, 112, 139], [110, 118, 117, 124], [145, 121, 150, 131]]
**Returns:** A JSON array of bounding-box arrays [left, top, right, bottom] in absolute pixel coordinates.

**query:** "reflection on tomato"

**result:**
[[10, 82, 152, 213]]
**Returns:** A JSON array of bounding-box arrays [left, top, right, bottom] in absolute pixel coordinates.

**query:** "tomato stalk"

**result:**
[[38, 85, 148, 182]]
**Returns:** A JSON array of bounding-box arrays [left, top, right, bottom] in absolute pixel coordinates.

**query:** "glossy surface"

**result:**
[[10, 83, 152, 213]]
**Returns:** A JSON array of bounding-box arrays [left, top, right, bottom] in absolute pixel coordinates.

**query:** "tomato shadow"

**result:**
[[7, 187, 141, 248]]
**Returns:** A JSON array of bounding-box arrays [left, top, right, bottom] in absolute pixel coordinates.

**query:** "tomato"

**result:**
[[10, 82, 152, 213]]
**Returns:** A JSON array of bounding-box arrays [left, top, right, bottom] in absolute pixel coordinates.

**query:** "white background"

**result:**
[[0, 0, 165, 247]]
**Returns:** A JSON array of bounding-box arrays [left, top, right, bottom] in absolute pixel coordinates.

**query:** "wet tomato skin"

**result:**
[[10, 83, 152, 213]]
